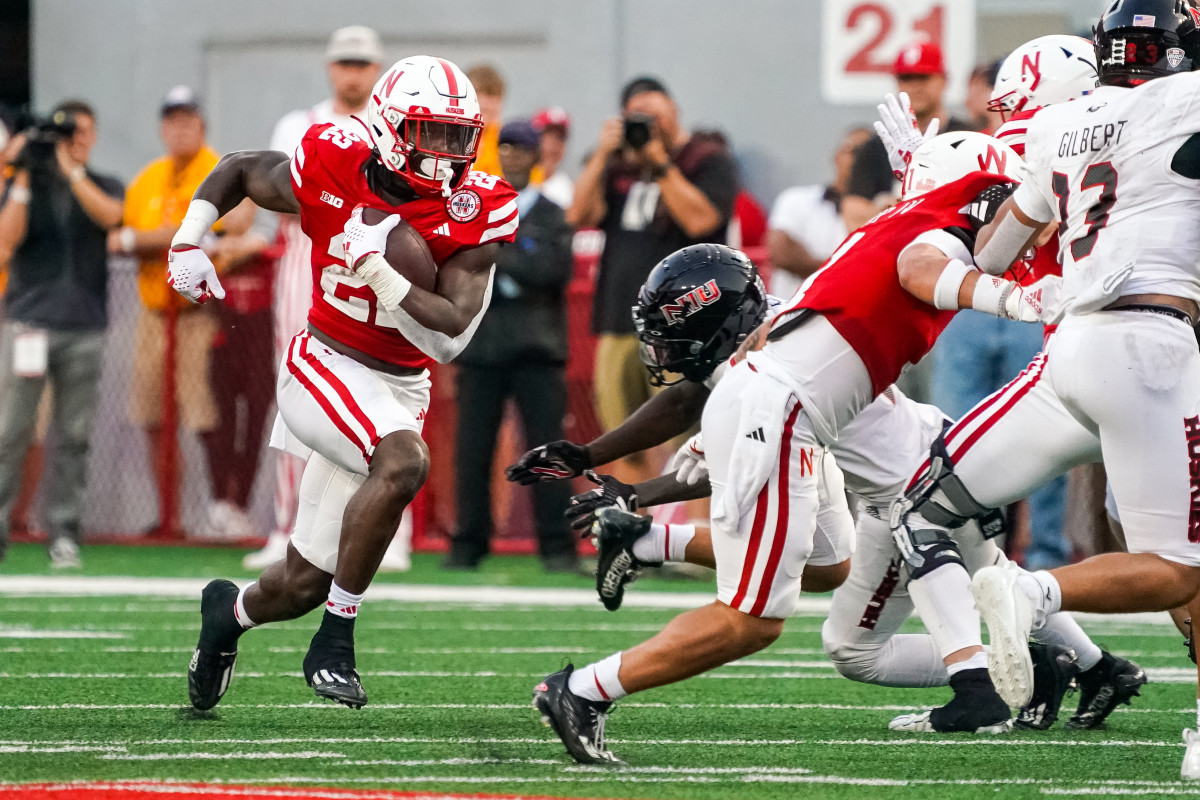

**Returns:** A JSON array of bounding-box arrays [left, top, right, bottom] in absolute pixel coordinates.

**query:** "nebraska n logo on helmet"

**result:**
[[902, 132, 1025, 200], [366, 56, 483, 198], [632, 244, 767, 386], [988, 35, 1099, 121]]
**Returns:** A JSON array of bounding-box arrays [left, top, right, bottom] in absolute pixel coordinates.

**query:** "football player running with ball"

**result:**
[[170, 56, 518, 710], [884, 0, 1200, 778]]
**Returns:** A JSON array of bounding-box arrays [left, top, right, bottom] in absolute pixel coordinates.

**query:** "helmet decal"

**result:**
[[661, 280, 722, 324]]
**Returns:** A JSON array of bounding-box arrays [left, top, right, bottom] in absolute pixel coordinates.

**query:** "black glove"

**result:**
[[506, 440, 591, 485], [565, 471, 638, 533], [964, 182, 1018, 230]]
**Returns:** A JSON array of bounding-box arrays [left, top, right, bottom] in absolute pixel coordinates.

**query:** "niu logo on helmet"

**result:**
[[661, 280, 722, 324]]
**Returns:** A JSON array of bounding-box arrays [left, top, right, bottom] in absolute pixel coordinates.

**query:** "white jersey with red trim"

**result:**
[[290, 122, 519, 368], [1014, 73, 1200, 314]]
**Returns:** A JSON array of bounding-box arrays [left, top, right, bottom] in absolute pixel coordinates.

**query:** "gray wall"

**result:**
[[33, 0, 1105, 207]]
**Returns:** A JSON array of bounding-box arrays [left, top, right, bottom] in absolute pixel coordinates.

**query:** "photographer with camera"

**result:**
[[568, 76, 738, 486], [0, 100, 124, 567]]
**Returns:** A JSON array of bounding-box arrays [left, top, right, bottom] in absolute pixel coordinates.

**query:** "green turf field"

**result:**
[[1, 543, 1197, 798]]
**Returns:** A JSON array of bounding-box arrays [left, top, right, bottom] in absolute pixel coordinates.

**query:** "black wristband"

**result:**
[[648, 162, 670, 180]]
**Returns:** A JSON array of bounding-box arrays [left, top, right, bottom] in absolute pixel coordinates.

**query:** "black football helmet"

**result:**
[[1094, 0, 1200, 86], [632, 244, 767, 386]]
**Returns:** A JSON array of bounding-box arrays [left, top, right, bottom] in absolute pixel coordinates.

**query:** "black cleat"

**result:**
[[889, 668, 1012, 733], [187, 579, 243, 710], [308, 664, 367, 708], [303, 611, 367, 708], [592, 507, 652, 611], [1016, 644, 1080, 730], [1066, 650, 1146, 729], [532, 664, 621, 764]]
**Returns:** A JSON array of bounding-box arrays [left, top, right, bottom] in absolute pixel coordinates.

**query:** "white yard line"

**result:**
[[0, 576, 1184, 629]]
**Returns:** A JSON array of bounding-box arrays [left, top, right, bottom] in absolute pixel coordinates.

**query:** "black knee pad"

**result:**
[[906, 535, 966, 581]]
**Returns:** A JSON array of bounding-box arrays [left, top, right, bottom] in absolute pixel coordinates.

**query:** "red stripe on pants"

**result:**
[[298, 335, 382, 455], [749, 402, 802, 617], [285, 337, 370, 462], [947, 355, 1047, 461]]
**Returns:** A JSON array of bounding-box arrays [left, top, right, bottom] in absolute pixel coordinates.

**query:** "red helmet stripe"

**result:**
[[436, 58, 462, 100]]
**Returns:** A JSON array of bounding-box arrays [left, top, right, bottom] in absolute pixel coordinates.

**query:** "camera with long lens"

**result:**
[[12, 109, 78, 171], [622, 113, 654, 149]]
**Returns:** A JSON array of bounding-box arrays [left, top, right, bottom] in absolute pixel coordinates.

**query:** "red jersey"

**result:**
[[290, 123, 519, 368], [779, 172, 1009, 396]]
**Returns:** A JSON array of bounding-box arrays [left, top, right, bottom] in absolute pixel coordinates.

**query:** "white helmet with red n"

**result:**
[[901, 131, 1024, 200], [366, 56, 484, 197], [988, 35, 1098, 121]]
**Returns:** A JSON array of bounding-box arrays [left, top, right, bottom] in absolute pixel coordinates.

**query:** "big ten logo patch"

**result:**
[[661, 280, 722, 324], [1186, 415, 1200, 542], [320, 191, 344, 209]]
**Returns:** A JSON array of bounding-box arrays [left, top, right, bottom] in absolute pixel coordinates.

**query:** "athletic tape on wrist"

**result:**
[[971, 275, 1018, 320], [355, 252, 412, 310], [170, 199, 220, 248], [932, 259, 974, 311]]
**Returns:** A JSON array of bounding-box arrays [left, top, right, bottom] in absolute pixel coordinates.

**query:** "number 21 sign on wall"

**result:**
[[821, 0, 976, 105]]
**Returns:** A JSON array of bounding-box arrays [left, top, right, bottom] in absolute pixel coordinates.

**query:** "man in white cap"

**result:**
[[244, 25, 408, 571]]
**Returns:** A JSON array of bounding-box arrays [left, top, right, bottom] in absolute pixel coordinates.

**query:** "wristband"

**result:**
[[971, 274, 1019, 319], [354, 252, 412, 311], [7, 185, 31, 205], [118, 226, 136, 253], [68, 166, 86, 184], [648, 162, 670, 180], [171, 199, 220, 248], [932, 258, 974, 311]]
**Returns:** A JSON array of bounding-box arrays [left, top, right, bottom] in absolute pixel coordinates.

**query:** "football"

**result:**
[[360, 207, 438, 292]]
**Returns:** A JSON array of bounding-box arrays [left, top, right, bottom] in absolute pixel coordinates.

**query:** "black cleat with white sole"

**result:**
[[533, 664, 621, 764], [593, 507, 652, 612], [303, 611, 367, 708], [187, 579, 244, 710], [889, 668, 1012, 733], [1066, 650, 1146, 729], [1016, 643, 1080, 730]]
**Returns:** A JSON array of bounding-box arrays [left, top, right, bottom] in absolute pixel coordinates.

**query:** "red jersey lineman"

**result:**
[[166, 55, 516, 712]]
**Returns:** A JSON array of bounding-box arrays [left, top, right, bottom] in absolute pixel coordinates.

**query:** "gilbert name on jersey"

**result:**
[[290, 122, 519, 369]]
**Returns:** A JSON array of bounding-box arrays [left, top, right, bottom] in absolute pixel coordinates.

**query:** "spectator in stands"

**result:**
[[445, 120, 577, 572], [569, 76, 738, 485], [243, 24, 389, 570], [531, 106, 574, 209], [0, 99, 123, 567], [841, 41, 974, 234], [965, 59, 1004, 134], [766, 126, 871, 300], [467, 64, 505, 178], [115, 87, 258, 539]]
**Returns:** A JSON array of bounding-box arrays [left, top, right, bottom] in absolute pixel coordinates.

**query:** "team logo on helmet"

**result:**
[[1192, 7, 1200, 27], [1169, 47, 1186, 67], [446, 189, 481, 222], [660, 280, 722, 324]]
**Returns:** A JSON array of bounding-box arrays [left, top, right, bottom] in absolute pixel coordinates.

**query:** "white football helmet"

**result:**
[[901, 131, 1024, 200], [366, 56, 484, 197], [988, 35, 1098, 120]]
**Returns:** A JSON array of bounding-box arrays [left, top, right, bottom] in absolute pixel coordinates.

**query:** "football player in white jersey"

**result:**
[[887, 0, 1200, 776]]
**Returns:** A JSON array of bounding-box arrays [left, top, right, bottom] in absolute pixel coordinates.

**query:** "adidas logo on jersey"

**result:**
[[433, 223, 451, 236], [745, 427, 766, 442]]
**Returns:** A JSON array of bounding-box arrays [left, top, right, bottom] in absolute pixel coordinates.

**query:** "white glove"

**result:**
[[1005, 274, 1065, 324], [167, 246, 225, 304], [669, 434, 708, 486], [874, 92, 940, 180], [342, 205, 401, 270]]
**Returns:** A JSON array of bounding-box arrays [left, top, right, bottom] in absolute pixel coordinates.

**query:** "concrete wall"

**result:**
[[32, 0, 1104, 206]]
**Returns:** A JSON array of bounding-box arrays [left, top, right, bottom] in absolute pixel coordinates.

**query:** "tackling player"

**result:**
[[883, 0, 1200, 777], [170, 56, 518, 710]]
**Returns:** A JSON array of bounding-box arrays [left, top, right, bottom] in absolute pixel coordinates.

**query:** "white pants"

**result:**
[[932, 311, 1200, 567], [272, 330, 430, 477], [822, 510, 1004, 687], [703, 359, 855, 619]]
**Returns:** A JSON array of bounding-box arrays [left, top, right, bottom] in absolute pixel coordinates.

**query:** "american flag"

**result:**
[[1132, 14, 1155, 26]]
